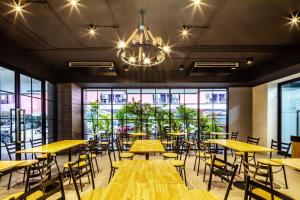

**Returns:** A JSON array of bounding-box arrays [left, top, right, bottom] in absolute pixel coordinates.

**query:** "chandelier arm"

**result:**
[[147, 30, 156, 44], [138, 47, 142, 64], [125, 28, 139, 46]]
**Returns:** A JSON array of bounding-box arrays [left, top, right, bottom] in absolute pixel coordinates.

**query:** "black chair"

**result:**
[[170, 141, 190, 186], [30, 138, 59, 171], [4, 142, 36, 190], [233, 136, 260, 174], [231, 131, 239, 140], [69, 154, 95, 200], [230, 132, 239, 156], [244, 176, 294, 200], [79, 140, 100, 175], [107, 142, 122, 183], [116, 137, 134, 160], [194, 140, 212, 176], [208, 155, 238, 200], [13, 173, 65, 200], [258, 139, 291, 189]]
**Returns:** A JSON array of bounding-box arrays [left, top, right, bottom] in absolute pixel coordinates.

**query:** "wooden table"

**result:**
[[129, 140, 165, 160], [102, 160, 188, 199], [167, 132, 188, 137], [0, 161, 26, 172], [271, 158, 300, 171], [17, 140, 87, 162], [210, 132, 230, 139], [208, 139, 277, 189]]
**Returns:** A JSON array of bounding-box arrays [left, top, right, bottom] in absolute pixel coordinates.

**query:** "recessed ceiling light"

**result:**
[[231, 67, 237, 70], [288, 13, 300, 28], [87, 24, 97, 37], [6, 0, 29, 22], [180, 26, 190, 38], [246, 58, 253, 65], [124, 66, 129, 72], [69, 0, 79, 8], [193, 0, 201, 6], [179, 65, 184, 71]]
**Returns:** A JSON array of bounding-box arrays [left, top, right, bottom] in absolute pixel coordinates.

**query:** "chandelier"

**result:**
[[117, 9, 170, 67]]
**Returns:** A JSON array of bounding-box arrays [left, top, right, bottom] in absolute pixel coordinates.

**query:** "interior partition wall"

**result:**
[[0, 65, 57, 160], [279, 78, 300, 145], [83, 88, 228, 139]]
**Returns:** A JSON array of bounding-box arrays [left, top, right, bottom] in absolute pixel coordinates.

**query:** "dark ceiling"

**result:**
[[1, 0, 300, 86]]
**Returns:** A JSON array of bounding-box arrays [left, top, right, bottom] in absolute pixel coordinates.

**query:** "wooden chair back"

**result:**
[[208, 155, 238, 200], [26, 160, 52, 190], [243, 160, 273, 187], [5, 141, 27, 160]]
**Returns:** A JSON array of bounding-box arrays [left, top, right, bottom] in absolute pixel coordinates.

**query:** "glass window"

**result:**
[[280, 79, 300, 144], [0, 67, 15, 93], [20, 75, 32, 96]]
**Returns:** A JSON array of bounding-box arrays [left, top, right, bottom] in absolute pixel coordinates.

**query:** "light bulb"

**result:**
[[162, 45, 171, 53], [129, 57, 136, 63], [117, 40, 126, 49]]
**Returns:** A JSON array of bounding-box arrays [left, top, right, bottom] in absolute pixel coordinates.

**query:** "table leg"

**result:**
[[47, 153, 52, 179], [68, 148, 72, 162], [233, 152, 248, 190], [224, 147, 228, 163], [145, 153, 149, 160]]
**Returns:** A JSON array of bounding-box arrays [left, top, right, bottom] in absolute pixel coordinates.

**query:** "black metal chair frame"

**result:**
[[233, 136, 260, 174], [208, 155, 238, 200], [68, 154, 95, 200], [244, 176, 293, 200]]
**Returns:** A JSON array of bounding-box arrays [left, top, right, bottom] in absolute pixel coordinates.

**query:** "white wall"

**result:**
[[228, 87, 252, 141]]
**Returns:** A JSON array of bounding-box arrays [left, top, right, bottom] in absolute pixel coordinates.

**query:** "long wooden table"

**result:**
[[129, 140, 165, 160], [16, 140, 88, 162], [0, 161, 26, 172], [271, 158, 300, 171], [93, 160, 220, 200], [208, 139, 277, 189]]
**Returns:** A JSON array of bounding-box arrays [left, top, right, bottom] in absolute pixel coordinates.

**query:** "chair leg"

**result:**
[[22, 168, 26, 183], [238, 156, 243, 174], [94, 157, 100, 173], [108, 168, 114, 183], [54, 156, 60, 173], [203, 164, 207, 182], [282, 166, 288, 189], [197, 158, 201, 176], [193, 156, 197, 171], [183, 167, 187, 186], [7, 171, 13, 190]]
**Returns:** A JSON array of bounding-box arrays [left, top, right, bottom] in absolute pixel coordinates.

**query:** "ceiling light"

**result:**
[[288, 13, 300, 28], [179, 65, 184, 71], [7, 0, 29, 21], [162, 45, 171, 54], [87, 24, 97, 37], [180, 27, 190, 38], [193, 0, 201, 6], [231, 67, 237, 70], [69, 0, 79, 8], [124, 66, 129, 72], [116, 9, 170, 67], [246, 58, 253, 65], [117, 40, 126, 49]]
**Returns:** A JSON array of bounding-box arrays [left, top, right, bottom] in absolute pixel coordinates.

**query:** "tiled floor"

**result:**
[[0, 152, 300, 200]]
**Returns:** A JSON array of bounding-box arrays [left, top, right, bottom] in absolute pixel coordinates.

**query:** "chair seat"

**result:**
[[196, 152, 211, 158], [235, 152, 254, 157], [206, 159, 226, 167], [170, 160, 184, 167], [3, 190, 43, 200], [81, 187, 105, 200], [120, 152, 134, 158], [112, 161, 122, 169], [162, 152, 177, 158], [63, 161, 87, 169], [80, 153, 97, 159], [258, 159, 283, 166], [252, 188, 293, 200]]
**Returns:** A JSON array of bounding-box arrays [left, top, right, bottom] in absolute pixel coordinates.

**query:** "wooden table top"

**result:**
[[129, 140, 165, 153], [101, 160, 188, 200], [128, 132, 147, 137], [16, 140, 87, 154], [167, 132, 188, 136], [271, 158, 300, 170], [208, 139, 277, 153], [0, 160, 26, 172], [210, 132, 230, 136]]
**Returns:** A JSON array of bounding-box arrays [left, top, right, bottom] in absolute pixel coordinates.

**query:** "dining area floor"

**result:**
[[1, 152, 300, 200]]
